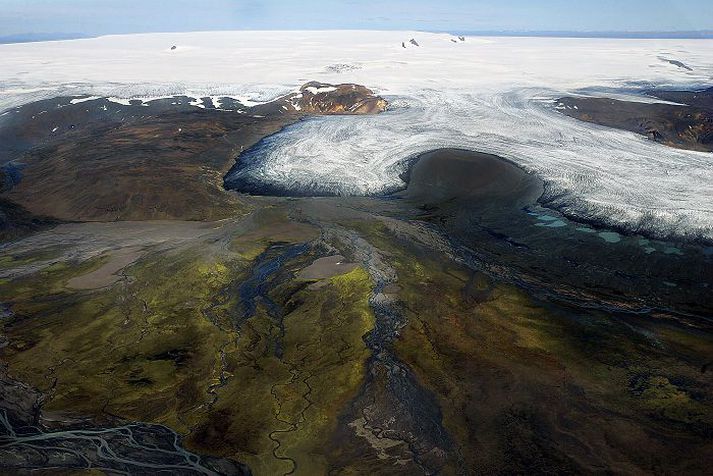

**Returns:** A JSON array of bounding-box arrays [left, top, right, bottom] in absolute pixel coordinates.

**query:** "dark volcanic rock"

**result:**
[[648, 86, 713, 110], [556, 86, 713, 152], [0, 198, 60, 242], [660, 57, 693, 71]]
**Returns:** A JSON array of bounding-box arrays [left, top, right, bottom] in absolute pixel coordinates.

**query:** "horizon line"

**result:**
[[2, 28, 713, 44]]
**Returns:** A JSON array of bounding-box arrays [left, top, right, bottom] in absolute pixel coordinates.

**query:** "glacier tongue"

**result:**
[[227, 88, 713, 242], [2, 30, 713, 241]]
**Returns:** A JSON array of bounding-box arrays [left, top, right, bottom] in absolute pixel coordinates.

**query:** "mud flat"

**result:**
[[66, 246, 143, 289]]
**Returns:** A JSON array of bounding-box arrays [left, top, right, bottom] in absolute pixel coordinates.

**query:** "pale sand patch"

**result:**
[[348, 417, 409, 463], [298, 255, 358, 289], [66, 247, 143, 290]]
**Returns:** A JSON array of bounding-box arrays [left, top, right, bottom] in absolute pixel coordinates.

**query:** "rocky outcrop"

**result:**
[[556, 86, 713, 152], [259, 81, 388, 115]]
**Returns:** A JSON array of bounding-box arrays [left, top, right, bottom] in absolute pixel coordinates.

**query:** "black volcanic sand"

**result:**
[[395, 148, 712, 321], [557, 86, 713, 152]]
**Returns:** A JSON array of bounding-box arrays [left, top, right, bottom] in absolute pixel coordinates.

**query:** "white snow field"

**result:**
[[1, 31, 713, 240]]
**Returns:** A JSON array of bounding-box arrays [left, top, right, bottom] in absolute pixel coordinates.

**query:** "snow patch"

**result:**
[[70, 96, 101, 104], [188, 97, 204, 108], [106, 97, 133, 106], [209, 96, 222, 108], [229, 95, 271, 107], [304, 86, 337, 95]]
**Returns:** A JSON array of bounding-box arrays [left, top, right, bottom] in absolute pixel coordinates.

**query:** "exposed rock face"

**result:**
[[259, 81, 388, 115], [659, 57, 693, 71], [557, 86, 713, 152], [0, 197, 60, 242]]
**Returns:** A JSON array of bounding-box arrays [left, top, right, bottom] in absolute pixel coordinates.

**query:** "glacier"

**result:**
[[1, 31, 713, 241]]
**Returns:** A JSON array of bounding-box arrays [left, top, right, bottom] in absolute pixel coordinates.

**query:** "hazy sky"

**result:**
[[1, 0, 711, 36]]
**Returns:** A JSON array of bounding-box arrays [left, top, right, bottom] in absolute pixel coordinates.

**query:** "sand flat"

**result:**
[[299, 255, 358, 280], [66, 247, 143, 290]]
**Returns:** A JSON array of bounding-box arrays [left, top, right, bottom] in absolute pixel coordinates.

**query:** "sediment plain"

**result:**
[[1, 83, 712, 475]]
